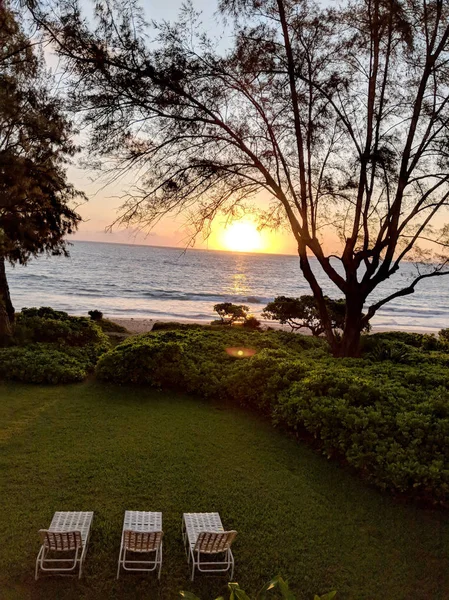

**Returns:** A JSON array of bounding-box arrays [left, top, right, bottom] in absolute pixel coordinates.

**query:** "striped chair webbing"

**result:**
[[194, 530, 237, 554], [39, 529, 82, 551], [123, 530, 163, 552]]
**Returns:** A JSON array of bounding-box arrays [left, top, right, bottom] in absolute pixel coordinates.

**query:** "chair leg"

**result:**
[[117, 545, 123, 580], [158, 544, 163, 580], [35, 552, 41, 581], [78, 546, 84, 579], [191, 553, 195, 581]]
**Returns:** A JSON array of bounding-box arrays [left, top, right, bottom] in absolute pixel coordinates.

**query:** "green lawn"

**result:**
[[0, 382, 448, 599]]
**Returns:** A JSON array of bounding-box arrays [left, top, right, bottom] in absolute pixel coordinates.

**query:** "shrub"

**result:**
[[96, 318, 128, 333], [366, 331, 440, 350], [0, 306, 111, 384], [88, 309, 103, 321], [152, 322, 208, 332], [17, 307, 108, 347], [439, 328, 449, 345], [367, 340, 415, 364], [242, 316, 262, 331], [0, 345, 87, 383]]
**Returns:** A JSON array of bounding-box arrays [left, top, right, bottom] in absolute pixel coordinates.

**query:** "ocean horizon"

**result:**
[[6, 239, 449, 332]]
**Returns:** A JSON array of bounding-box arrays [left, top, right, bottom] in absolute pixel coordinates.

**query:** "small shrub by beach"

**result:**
[[88, 309, 103, 321], [96, 318, 128, 333], [97, 328, 449, 503]]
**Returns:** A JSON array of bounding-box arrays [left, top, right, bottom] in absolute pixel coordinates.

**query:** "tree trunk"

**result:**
[[334, 292, 364, 357], [0, 255, 14, 342], [335, 322, 362, 357]]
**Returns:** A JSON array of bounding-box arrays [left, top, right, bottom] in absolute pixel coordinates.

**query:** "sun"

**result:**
[[222, 221, 263, 252]]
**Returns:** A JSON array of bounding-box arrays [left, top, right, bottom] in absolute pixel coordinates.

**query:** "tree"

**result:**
[[262, 295, 370, 336], [31, 0, 449, 356], [213, 302, 249, 325], [0, 4, 83, 338], [263, 295, 339, 336]]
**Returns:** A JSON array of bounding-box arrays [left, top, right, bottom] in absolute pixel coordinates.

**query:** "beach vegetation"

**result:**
[[31, 0, 449, 357], [261, 296, 367, 336], [88, 309, 103, 321], [214, 303, 250, 326], [96, 327, 449, 504], [0, 5, 83, 341], [0, 307, 110, 383], [242, 316, 262, 331], [0, 345, 87, 383], [439, 328, 449, 346], [96, 318, 128, 334]]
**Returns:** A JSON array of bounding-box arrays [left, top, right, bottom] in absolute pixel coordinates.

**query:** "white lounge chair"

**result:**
[[182, 512, 237, 581], [117, 511, 163, 579], [35, 511, 93, 580]]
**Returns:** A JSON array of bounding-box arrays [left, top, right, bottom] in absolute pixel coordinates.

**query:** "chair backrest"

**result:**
[[39, 529, 82, 551], [123, 529, 163, 552], [194, 530, 237, 554]]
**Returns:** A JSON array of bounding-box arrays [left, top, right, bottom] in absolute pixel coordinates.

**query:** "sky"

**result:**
[[63, 0, 303, 255], [61, 0, 445, 258]]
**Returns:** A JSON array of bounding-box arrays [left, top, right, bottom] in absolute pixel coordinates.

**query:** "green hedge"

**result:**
[[96, 328, 449, 503], [16, 307, 108, 347], [0, 345, 87, 383], [0, 307, 111, 384]]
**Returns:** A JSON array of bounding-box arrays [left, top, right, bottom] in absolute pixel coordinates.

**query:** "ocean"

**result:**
[[5, 240, 449, 331]]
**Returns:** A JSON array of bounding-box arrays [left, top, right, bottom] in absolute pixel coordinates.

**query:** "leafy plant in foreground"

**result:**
[[180, 576, 336, 599]]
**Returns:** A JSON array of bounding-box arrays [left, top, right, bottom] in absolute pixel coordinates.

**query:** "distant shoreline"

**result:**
[[71, 237, 298, 258]]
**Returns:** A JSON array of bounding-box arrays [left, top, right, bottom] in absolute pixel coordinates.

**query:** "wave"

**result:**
[[141, 289, 270, 304], [377, 305, 449, 317]]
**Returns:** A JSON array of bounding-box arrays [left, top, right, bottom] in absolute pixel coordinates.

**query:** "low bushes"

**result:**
[[96, 318, 128, 333], [16, 307, 107, 347], [0, 345, 86, 383], [0, 307, 110, 384], [96, 327, 449, 504]]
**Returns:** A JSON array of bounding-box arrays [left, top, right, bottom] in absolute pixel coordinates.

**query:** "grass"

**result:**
[[0, 382, 448, 599]]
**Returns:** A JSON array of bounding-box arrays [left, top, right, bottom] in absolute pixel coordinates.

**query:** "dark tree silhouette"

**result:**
[[262, 295, 370, 336], [31, 0, 449, 355], [0, 4, 83, 338], [214, 302, 249, 325]]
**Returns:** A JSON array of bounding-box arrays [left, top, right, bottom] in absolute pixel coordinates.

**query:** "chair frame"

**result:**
[[182, 513, 237, 581], [35, 512, 93, 580], [117, 511, 163, 579]]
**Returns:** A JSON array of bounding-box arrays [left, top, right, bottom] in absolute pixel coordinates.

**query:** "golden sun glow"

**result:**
[[222, 221, 263, 252]]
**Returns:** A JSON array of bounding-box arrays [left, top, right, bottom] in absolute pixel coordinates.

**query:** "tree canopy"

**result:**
[[214, 302, 249, 325], [30, 0, 449, 355], [0, 3, 83, 335], [262, 295, 370, 336]]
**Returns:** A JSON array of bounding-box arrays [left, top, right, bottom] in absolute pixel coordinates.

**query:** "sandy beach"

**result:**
[[112, 316, 441, 336]]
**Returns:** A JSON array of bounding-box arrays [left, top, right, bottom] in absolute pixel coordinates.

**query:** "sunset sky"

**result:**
[[66, 0, 446, 257], [67, 0, 306, 255]]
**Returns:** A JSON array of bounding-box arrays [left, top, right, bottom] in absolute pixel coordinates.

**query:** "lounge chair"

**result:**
[[182, 512, 237, 581], [117, 511, 163, 579], [35, 511, 93, 579]]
